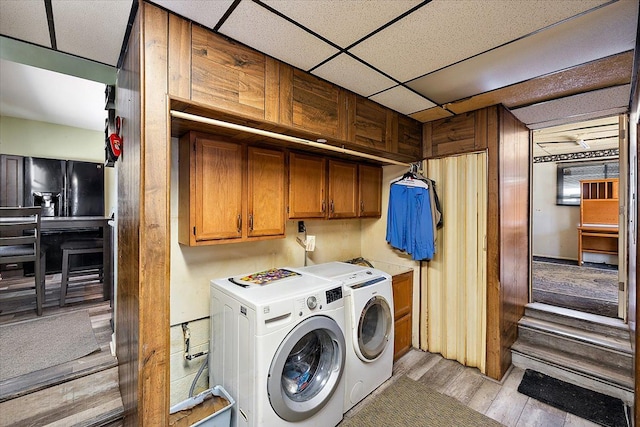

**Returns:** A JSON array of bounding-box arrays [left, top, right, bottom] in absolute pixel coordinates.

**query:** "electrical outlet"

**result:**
[[298, 221, 306, 233], [305, 235, 316, 251]]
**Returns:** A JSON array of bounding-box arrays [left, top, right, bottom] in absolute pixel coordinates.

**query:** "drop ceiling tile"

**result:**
[[350, 0, 609, 82], [262, 0, 421, 48], [369, 86, 435, 115], [52, 0, 132, 66], [153, 0, 234, 29], [0, 1, 50, 48], [219, 0, 338, 71], [407, 0, 637, 104], [312, 54, 396, 97], [511, 85, 630, 128]]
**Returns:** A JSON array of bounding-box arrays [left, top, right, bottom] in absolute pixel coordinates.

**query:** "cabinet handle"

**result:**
[[330, 200, 334, 213], [321, 200, 326, 213], [249, 213, 254, 231], [360, 200, 365, 213], [237, 214, 242, 233]]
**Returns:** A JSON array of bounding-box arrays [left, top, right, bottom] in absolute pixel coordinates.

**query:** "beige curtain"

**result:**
[[420, 152, 487, 373]]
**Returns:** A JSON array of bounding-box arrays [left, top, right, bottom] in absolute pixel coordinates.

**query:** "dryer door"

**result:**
[[268, 315, 346, 422], [356, 295, 392, 361]]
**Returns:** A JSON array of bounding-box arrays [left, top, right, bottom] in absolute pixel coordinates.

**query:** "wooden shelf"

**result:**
[[578, 179, 619, 265]]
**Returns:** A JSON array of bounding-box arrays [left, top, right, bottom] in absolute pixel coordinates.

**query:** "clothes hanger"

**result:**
[[391, 163, 429, 188]]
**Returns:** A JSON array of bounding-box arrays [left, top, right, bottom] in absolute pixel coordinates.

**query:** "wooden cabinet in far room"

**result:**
[[179, 132, 286, 246], [392, 271, 413, 361], [358, 164, 382, 217]]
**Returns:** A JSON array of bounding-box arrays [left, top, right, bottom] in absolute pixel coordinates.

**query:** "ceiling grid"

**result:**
[[0, 0, 637, 152]]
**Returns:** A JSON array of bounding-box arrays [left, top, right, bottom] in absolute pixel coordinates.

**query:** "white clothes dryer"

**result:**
[[210, 268, 346, 427], [299, 262, 394, 412]]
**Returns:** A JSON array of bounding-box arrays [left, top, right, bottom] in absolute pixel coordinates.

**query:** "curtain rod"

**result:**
[[170, 110, 411, 167]]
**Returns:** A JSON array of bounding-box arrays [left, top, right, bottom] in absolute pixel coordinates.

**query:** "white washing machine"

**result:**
[[210, 268, 346, 427], [299, 262, 394, 412]]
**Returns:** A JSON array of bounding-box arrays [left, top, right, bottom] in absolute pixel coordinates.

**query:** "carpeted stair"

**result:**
[[511, 302, 633, 405]]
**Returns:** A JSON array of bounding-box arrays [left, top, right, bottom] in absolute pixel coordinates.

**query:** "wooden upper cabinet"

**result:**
[[349, 96, 390, 152], [194, 136, 244, 242], [191, 26, 267, 120], [247, 147, 286, 237], [424, 110, 488, 158], [328, 160, 358, 219], [280, 67, 343, 139], [179, 132, 286, 246], [288, 152, 327, 218], [359, 164, 382, 217], [396, 115, 422, 159]]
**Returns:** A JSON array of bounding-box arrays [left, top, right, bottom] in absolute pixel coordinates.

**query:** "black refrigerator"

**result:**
[[23, 157, 105, 274], [24, 157, 104, 217]]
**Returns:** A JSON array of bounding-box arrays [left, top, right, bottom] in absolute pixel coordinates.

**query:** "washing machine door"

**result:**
[[268, 315, 346, 422], [355, 295, 392, 361]]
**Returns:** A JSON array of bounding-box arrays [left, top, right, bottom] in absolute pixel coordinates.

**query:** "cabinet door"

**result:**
[[247, 147, 285, 237], [358, 164, 382, 217], [0, 155, 24, 207], [392, 271, 413, 361], [328, 160, 358, 219], [195, 137, 244, 241], [191, 26, 267, 120], [352, 97, 389, 151], [282, 69, 342, 138], [289, 152, 326, 218]]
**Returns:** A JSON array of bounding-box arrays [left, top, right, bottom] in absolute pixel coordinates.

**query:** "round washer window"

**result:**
[[268, 315, 345, 422], [358, 296, 392, 360]]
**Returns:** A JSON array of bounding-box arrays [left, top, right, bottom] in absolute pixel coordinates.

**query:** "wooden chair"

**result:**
[[0, 207, 46, 315]]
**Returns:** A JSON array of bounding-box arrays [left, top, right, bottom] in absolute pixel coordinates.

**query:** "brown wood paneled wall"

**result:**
[[139, 3, 171, 425], [116, 6, 141, 425], [423, 105, 530, 381], [117, 3, 172, 425], [493, 106, 530, 379]]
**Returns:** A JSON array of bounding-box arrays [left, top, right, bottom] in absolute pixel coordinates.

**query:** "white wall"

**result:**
[[0, 115, 117, 217], [532, 161, 580, 260], [533, 161, 617, 264]]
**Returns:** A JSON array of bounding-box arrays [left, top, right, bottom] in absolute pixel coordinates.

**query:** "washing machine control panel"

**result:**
[[295, 286, 342, 317]]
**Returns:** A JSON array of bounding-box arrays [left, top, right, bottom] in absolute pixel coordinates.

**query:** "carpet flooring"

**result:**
[[518, 369, 628, 427], [0, 310, 99, 381], [339, 375, 503, 427], [532, 261, 618, 317]]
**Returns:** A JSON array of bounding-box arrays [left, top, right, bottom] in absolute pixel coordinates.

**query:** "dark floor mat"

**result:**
[[517, 369, 628, 427]]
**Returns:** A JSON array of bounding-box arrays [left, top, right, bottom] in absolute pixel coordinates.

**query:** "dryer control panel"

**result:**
[[341, 270, 388, 289]]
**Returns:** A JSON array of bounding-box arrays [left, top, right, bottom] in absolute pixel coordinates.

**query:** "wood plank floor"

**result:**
[[343, 348, 618, 427], [0, 271, 123, 426]]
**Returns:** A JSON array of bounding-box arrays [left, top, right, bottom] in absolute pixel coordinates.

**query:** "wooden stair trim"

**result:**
[[525, 302, 627, 330], [518, 316, 632, 354], [511, 341, 633, 390]]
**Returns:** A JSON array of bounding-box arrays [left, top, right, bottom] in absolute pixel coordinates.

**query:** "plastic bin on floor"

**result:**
[[169, 385, 234, 427]]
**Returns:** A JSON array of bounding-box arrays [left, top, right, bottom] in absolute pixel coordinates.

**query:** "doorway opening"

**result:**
[[531, 115, 626, 319]]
